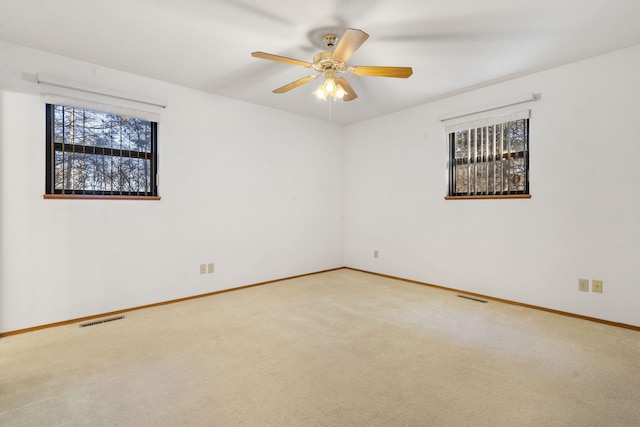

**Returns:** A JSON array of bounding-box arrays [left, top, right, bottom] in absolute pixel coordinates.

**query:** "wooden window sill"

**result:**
[[43, 194, 161, 200], [445, 194, 531, 200]]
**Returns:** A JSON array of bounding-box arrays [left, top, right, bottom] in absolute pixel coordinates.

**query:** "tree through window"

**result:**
[[45, 104, 158, 197]]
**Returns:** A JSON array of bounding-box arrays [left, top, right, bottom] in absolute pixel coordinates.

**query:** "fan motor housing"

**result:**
[[312, 51, 346, 72]]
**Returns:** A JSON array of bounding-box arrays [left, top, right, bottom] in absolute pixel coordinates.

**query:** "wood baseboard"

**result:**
[[0, 267, 343, 337], [2, 266, 637, 337], [345, 267, 640, 332]]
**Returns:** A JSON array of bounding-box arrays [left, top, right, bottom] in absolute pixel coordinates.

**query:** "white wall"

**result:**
[[344, 44, 640, 326], [0, 41, 345, 333], [3, 40, 639, 333]]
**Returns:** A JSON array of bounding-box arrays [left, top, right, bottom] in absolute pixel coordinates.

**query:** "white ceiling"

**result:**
[[2, 0, 640, 124]]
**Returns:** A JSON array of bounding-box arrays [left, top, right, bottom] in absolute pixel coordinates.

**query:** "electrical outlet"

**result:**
[[578, 278, 589, 292], [207, 262, 214, 273], [592, 279, 603, 293], [374, 250, 379, 259], [199, 264, 207, 274]]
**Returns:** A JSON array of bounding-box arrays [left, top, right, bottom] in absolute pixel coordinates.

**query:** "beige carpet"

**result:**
[[1, 269, 639, 426]]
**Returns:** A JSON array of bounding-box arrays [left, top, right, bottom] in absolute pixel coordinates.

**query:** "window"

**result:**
[[447, 111, 529, 198], [45, 104, 158, 198]]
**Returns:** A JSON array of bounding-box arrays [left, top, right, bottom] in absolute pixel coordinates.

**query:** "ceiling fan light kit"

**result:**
[[312, 70, 347, 101], [251, 28, 412, 102]]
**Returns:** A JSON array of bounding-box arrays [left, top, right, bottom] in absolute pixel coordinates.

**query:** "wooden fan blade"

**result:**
[[332, 28, 369, 63], [251, 51, 312, 68], [335, 77, 357, 102], [349, 66, 413, 78], [273, 75, 318, 94]]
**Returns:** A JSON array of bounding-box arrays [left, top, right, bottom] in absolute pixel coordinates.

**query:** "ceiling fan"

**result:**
[[251, 28, 413, 102]]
